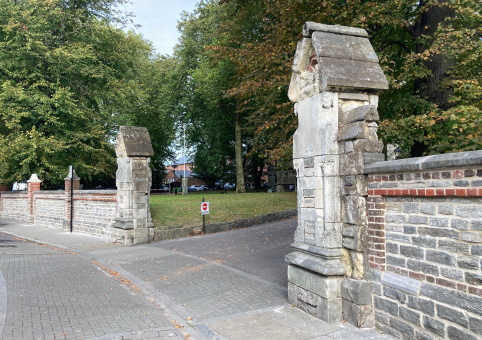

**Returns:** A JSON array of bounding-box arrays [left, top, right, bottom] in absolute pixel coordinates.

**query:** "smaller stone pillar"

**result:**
[[27, 174, 41, 223], [113, 126, 154, 245], [64, 168, 80, 231]]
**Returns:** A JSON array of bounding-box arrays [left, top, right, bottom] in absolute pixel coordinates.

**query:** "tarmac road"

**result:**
[[157, 218, 297, 287]]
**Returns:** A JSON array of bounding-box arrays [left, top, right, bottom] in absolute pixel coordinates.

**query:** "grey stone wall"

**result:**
[[365, 151, 482, 339]]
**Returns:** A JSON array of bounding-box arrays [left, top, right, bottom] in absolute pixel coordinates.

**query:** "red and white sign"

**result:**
[[201, 202, 210, 215]]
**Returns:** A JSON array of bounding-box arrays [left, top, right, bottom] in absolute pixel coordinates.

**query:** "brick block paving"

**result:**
[[119, 253, 288, 321], [0, 221, 395, 340], [0, 233, 185, 340]]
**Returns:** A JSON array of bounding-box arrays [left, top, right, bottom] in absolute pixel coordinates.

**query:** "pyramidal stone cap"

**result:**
[[115, 126, 154, 158], [289, 22, 389, 102]]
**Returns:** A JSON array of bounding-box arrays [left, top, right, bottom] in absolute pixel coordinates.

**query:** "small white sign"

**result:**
[[201, 201, 210, 215]]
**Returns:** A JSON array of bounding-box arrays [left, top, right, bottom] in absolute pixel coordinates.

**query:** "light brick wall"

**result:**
[[1, 189, 117, 238], [365, 152, 482, 340], [34, 191, 67, 229], [0, 191, 29, 222], [71, 190, 117, 237]]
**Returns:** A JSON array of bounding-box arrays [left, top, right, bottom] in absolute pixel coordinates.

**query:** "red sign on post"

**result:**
[[201, 201, 210, 215]]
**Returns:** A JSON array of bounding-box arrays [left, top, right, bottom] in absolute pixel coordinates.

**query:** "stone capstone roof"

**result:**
[[115, 126, 154, 158], [289, 22, 388, 102]]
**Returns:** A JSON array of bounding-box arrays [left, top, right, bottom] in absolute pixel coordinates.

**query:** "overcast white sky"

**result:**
[[121, 0, 200, 55]]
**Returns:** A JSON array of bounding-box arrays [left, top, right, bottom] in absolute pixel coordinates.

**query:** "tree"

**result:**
[[205, 0, 481, 161], [0, 0, 176, 188], [175, 1, 248, 192]]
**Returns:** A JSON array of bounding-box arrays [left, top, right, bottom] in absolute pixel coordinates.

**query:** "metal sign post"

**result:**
[[69, 165, 74, 233], [201, 197, 209, 234]]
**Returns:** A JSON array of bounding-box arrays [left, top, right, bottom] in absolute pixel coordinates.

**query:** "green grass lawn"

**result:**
[[150, 191, 296, 227]]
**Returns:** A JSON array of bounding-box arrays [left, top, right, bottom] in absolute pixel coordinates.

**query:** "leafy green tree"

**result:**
[[200, 0, 481, 162], [0, 0, 176, 188], [175, 1, 248, 192]]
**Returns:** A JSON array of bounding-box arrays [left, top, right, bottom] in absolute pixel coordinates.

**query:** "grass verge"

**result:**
[[150, 191, 296, 227]]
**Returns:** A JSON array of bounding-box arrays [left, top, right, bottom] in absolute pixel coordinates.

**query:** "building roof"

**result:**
[[172, 155, 194, 166]]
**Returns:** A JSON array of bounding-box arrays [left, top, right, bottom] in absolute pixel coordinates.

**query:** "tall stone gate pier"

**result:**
[[113, 126, 155, 245], [286, 22, 388, 326]]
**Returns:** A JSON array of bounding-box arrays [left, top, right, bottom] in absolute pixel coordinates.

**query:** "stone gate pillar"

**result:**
[[113, 126, 155, 245], [286, 22, 388, 325]]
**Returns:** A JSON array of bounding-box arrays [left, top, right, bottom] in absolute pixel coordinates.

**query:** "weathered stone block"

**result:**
[[374, 296, 398, 316], [421, 283, 482, 316], [437, 304, 468, 328], [338, 121, 366, 141], [341, 278, 373, 305], [400, 245, 424, 259], [469, 316, 482, 336], [407, 296, 435, 316], [381, 272, 421, 295], [399, 306, 421, 327], [341, 152, 365, 176], [465, 272, 482, 286], [426, 250, 456, 266], [344, 105, 379, 124], [383, 287, 407, 304], [447, 326, 478, 340], [407, 260, 439, 276], [461, 231, 482, 243], [344, 196, 366, 225], [423, 316, 445, 337], [288, 280, 343, 323], [353, 139, 384, 153], [115, 126, 154, 157], [342, 300, 374, 328], [458, 256, 480, 270], [287, 265, 342, 298]]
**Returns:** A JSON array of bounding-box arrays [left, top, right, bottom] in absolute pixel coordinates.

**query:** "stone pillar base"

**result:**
[[287, 265, 343, 323], [341, 278, 374, 327], [112, 218, 153, 245]]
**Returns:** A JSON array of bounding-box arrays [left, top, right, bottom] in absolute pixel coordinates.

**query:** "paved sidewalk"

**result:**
[[0, 221, 395, 340]]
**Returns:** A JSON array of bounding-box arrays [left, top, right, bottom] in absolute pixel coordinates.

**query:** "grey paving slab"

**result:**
[[202, 306, 393, 340]]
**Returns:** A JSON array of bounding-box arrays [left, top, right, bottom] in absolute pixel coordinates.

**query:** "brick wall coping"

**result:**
[[0, 191, 27, 196], [365, 150, 482, 174], [1, 190, 117, 195], [74, 190, 117, 195]]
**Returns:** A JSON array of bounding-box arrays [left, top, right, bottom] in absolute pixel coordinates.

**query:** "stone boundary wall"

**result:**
[[365, 151, 482, 340], [0, 191, 28, 222], [70, 190, 117, 237], [33, 191, 66, 229], [155, 209, 297, 240], [0, 189, 117, 237]]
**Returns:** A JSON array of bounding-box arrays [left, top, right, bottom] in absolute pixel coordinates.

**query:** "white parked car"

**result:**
[[189, 185, 205, 191], [12, 182, 27, 191]]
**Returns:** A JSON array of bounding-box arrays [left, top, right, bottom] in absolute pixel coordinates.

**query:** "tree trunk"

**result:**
[[413, 0, 455, 110], [234, 110, 246, 193], [409, 0, 455, 157]]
